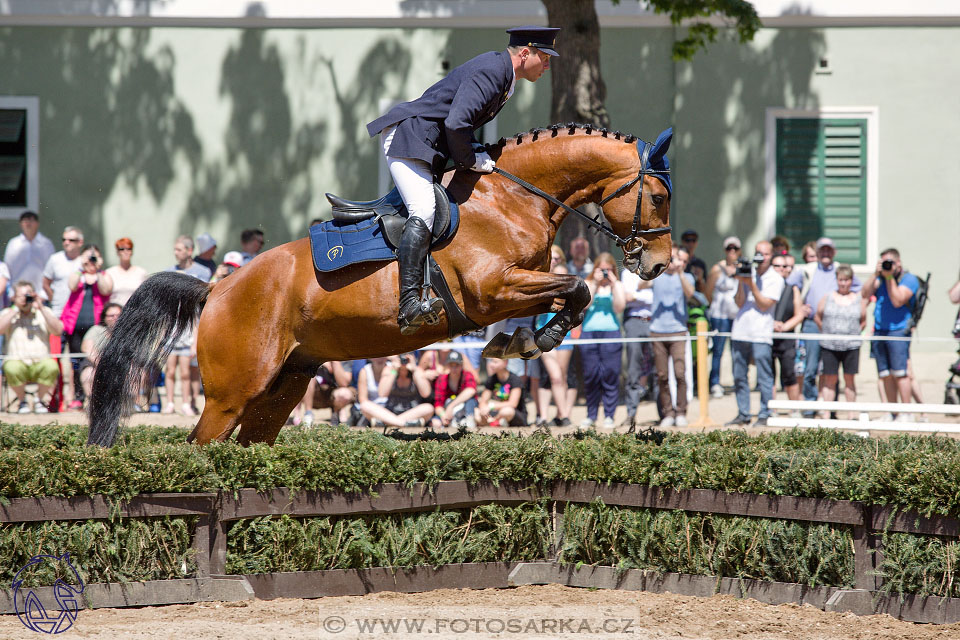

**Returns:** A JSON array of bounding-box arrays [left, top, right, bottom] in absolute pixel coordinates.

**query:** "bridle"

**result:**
[[491, 138, 672, 255]]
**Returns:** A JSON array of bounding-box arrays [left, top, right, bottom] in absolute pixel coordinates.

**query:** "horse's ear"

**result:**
[[649, 127, 673, 164]]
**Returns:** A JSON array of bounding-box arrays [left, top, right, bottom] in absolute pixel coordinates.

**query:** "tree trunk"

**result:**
[[542, 0, 612, 259]]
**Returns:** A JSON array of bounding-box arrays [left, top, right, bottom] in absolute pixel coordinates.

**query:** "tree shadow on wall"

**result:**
[[184, 29, 327, 248], [675, 24, 825, 249], [0, 26, 202, 241], [319, 37, 413, 202]]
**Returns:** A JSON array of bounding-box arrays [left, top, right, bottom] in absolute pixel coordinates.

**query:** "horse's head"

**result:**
[[597, 128, 673, 280]]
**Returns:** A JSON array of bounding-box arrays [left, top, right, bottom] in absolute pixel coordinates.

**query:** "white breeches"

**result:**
[[381, 125, 436, 229]]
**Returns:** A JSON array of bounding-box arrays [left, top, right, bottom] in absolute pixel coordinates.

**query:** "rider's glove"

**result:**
[[471, 151, 496, 174]]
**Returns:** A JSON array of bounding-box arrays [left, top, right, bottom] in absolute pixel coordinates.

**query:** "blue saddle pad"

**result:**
[[309, 187, 460, 273]]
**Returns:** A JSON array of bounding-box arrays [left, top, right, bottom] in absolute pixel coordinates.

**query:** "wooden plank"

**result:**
[[768, 400, 960, 415], [551, 481, 864, 525], [767, 417, 960, 433], [220, 481, 541, 521], [871, 506, 960, 537], [0, 493, 217, 523], [243, 562, 519, 599], [0, 577, 254, 613]]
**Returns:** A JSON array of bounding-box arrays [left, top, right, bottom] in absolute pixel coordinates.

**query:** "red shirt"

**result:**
[[433, 370, 476, 408]]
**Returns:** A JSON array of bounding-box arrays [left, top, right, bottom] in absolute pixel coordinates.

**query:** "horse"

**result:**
[[87, 124, 673, 447]]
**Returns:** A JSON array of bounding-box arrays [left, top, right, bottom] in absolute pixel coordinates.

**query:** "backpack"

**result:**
[[905, 272, 931, 332]]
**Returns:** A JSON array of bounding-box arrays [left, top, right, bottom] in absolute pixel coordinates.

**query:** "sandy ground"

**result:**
[[2, 584, 959, 639]]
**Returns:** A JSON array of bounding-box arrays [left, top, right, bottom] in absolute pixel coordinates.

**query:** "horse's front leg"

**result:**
[[480, 270, 590, 359]]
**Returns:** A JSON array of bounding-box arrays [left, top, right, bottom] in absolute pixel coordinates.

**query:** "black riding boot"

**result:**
[[397, 216, 443, 336]]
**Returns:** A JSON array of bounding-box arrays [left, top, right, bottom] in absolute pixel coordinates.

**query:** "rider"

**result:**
[[366, 26, 560, 336]]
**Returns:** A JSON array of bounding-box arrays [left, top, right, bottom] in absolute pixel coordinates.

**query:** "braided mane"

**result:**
[[485, 122, 639, 151]]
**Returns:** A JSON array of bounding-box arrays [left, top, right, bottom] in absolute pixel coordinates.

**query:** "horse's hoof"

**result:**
[[520, 347, 541, 360]]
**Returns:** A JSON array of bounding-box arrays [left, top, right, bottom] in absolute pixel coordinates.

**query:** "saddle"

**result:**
[[313, 183, 479, 338], [325, 183, 451, 248]]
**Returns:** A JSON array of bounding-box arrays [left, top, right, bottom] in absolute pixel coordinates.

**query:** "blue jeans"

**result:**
[[801, 318, 821, 402], [732, 340, 774, 419], [580, 329, 622, 421], [871, 328, 911, 377], [708, 317, 733, 388]]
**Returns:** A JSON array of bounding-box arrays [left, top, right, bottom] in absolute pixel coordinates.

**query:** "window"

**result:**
[[0, 97, 38, 220], [765, 108, 878, 267]]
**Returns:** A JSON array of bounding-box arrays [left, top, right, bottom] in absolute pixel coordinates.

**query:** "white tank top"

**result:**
[[362, 363, 387, 405], [709, 265, 740, 320]]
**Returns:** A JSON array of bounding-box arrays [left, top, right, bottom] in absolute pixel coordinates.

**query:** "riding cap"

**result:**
[[506, 26, 560, 56]]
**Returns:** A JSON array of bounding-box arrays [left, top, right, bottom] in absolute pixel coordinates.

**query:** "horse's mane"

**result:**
[[485, 122, 640, 153]]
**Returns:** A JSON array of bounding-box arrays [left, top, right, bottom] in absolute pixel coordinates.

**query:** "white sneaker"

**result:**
[[895, 413, 912, 423], [879, 412, 895, 422], [17, 401, 30, 414], [710, 384, 724, 399], [674, 415, 688, 427], [579, 418, 595, 429], [659, 416, 675, 427], [602, 417, 615, 430], [34, 403, 49, 414], [302, 411, 314, 427]]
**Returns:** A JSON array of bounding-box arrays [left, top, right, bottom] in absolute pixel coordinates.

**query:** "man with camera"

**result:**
[[0, 282, 63, 413], [727, 241, 784, 426], [861, 248, 919, 411]]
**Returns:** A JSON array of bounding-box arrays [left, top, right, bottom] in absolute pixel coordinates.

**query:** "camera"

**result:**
[[24, 294, 35, 304], [601, 269, 610, 279], [881, 259, 894, 271], [736, 252, 764, 276], [88, 255, 98, 264]]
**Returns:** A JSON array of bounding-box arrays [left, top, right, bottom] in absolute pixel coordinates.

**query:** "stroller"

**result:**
[[947, 308, 960, 404]]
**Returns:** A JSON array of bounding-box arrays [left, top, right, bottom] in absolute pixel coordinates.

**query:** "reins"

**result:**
[[491, 139, 672, 250]]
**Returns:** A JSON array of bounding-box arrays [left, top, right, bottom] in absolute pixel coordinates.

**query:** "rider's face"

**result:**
[[519, 48, 550, 82]]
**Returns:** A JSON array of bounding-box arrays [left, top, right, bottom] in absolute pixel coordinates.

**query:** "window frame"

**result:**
[[764, 106, 879, 270], [0, 96, 39, 221]]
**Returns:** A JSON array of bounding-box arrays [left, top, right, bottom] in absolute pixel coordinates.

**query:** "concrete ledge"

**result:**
[[826, 589, 960, 624], [0, 576, 254, 613]]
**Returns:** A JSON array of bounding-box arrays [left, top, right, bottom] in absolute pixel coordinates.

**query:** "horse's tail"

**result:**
[[87, 272, 212, 447]]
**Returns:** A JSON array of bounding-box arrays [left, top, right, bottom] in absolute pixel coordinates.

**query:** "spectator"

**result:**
[[193, 233, 218, 273], [358, 355, 434, 429], [790, 237, 861, 416], [0, 281, 63, 413], [549, 244, 566, 272], [533, 262, 574, 428], [78, 302, 122, 403], [169, 235, 212, 281], [579, 252, 625, 429], [4, 211, 54, 296], [42, 226, 84, 317], [105, 237, 147, 305], [239, 229, 265, 265], [727, 241, 784, 426], [620, 254, 655, 428], [61, 244, 113, 410], [431, 350, 478, 429], [705, 236, 741, 398], [212, 251, 244, 282], [815, 264, 867, 417], [770, 253, 805, 405], [642, 245, 695, 427], [861, 248, 919, 418], [475, 357, 527, 428], [566, 236, 593, 280], [292, 361, 354, 427], [771, 235, 791, 257], [680, 229, 707, 292], [950, 278, 960, 305], [801, 241, 817, 264]]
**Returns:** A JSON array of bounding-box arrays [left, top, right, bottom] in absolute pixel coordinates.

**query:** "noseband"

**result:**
[[491, 139, 672, 252]]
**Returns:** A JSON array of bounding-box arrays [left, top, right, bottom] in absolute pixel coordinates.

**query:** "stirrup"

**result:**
[[399, 297, 443, 335]]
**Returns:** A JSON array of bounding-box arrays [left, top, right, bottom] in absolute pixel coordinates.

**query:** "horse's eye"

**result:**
[[651, 194, 665, 207]]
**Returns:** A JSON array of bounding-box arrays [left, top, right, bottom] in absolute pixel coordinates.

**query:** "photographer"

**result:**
[[61, 244, 113, 410], [0, 282, 63, 413], [727, 241, 784, 426], [861, 248, 918, 411], [579, 253, 626, 429]]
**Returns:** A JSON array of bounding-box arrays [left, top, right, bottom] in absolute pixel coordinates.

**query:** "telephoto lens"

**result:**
[[882, 259, 894, 271]]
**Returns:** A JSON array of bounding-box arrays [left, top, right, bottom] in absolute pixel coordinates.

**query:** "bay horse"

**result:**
[[87, 124, 673, 447]]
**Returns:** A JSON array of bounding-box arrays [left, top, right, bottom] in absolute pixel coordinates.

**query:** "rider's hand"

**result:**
[[471, 151, 496, 174]]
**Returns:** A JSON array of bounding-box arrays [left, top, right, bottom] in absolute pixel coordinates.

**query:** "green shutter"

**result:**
[[776, 118, 867, 264], [0, 109, 27, 206]]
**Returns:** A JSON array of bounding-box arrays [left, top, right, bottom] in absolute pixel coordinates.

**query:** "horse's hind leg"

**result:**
[[234, 373, 311, 446]]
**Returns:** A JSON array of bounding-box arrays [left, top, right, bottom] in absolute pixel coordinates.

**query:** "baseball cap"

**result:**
[[195, 232, 217, 254], [681, 229, 698, 241], [722, 236, 741, 249], [222, 251, 244, 268], [446, 351, 464, 365], [815, 237, 835, 250]]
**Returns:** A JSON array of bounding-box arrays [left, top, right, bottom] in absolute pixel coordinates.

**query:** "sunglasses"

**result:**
[[725, 245, 739, 251], [62, 237, 80, 243], [117, 247, 133, 251]]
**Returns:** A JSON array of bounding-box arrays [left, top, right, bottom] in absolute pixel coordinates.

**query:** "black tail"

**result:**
[[87, 272, 211, 447]]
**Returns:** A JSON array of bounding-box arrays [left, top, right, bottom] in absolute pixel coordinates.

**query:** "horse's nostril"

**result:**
[[651, 262, 667, 278]]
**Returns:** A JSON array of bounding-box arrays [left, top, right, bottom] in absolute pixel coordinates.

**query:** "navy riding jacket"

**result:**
[[366, 51, 514, 176]]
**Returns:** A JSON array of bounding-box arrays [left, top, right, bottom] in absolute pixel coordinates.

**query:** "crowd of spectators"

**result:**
[[0, 210, 946, 428]]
